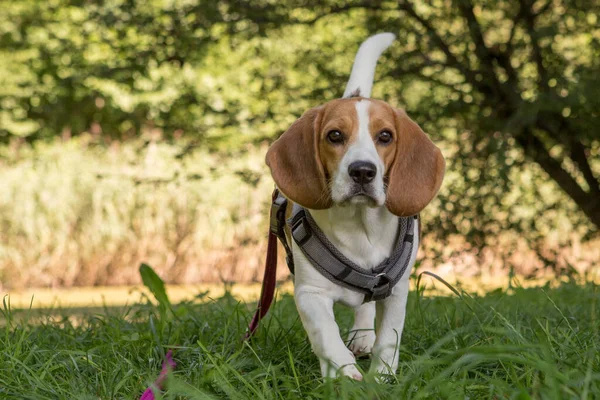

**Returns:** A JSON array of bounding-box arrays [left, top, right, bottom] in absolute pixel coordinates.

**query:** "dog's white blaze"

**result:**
[[330, 100, 386, 204], [351, 100, 381, 170], [331, 100, 385, 205]]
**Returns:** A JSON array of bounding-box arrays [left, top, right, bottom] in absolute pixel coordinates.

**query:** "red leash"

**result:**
[[245, 196, 280, 339], [140, 195, 281, 398]]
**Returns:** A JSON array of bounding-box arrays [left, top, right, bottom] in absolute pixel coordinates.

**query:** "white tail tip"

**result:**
[[343, 33, 396, 99]]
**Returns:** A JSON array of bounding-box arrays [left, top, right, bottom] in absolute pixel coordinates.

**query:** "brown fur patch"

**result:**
[[317, 98, 362, 181], [366, 99, 398, 175], [385, 108, 445, 216], [265, 97, 444, 215]]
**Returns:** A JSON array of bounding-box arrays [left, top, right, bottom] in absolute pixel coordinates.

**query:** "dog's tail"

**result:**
[[342, 32, 396, 99]]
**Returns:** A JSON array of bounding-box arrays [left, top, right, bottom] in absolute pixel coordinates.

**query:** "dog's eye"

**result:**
[[327, 130, 344, 144], [377, 130, 393, 145]]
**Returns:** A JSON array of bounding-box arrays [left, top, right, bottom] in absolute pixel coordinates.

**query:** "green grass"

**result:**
[[1, 278, 599, 399]]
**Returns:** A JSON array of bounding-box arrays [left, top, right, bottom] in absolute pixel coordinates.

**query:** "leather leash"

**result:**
[[244, 192, 280, 339]]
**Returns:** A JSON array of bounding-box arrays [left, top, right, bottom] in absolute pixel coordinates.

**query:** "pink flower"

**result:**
[[140, 350, 176, 400]]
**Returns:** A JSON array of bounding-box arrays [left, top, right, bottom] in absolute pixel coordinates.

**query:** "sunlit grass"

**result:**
[[1, 279, 598, 398]]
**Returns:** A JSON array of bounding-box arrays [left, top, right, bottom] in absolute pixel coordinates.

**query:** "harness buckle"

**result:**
[[370, 273, 391, 301], [270, 194, 287, 236], [291, 211, 312, 246]]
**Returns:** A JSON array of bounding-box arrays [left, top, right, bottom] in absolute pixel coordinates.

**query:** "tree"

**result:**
[[235, 0, 600, 233], [394, 0, 600, 228]]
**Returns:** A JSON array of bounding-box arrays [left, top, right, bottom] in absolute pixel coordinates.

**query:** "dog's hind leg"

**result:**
[[347, 301, 376, 356]]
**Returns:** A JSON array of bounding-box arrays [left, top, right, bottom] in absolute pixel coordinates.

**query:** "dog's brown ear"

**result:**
[[386, 109, 445, 216], [266, 107, 332, 209]]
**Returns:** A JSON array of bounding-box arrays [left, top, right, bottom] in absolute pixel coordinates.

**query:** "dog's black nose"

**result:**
[[348, 161, 377, 184]]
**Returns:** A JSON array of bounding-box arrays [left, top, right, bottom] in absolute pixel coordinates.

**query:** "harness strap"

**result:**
[[245, 189, 418, 339], [289, 206, 416, 302], [270, 190, 295, 273]]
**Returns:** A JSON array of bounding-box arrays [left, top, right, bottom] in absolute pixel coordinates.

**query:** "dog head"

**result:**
[[265, 97, 445, 216]]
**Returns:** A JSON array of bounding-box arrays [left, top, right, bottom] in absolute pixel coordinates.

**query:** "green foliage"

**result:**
[[0, 0, 333, 144], [1, 281, 599, 398], [140, 263, 172, 323], [0, 0, 224, 140]]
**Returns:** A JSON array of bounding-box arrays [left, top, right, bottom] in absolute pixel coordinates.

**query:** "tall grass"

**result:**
[[0, 137, 597, 289], [0, 137, 276, 288]]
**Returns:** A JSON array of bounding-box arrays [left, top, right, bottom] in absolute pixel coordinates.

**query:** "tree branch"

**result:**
[[534, 0, 553, 17], [570, 140, 600, 195], [520, 0, 549, 89], [231, 1, 389, 26], [489, 47, 520, 96], [456, 0, 494, 72], [506, 13, 522, 53], [388, 57, 467, 95], [535, 113, 600, 195], [500, 4, 526, 73], [536, 116, 600, 195], [396, 0, 482, 91], [516, 128, 600, 227], [456, 0, 511, 105]]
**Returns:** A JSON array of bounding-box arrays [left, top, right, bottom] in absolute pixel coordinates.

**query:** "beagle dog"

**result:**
[[265, 33, 445, 380]]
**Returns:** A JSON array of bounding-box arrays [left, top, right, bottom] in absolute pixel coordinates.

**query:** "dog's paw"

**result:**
[[320, 359, 363, 381], [369, 356, 395, 378], [340, 364, 363, 381], [347, 330, 376, 356]]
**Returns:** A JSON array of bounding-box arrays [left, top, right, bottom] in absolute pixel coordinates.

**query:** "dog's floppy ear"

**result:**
[[386, 109, 445, 216], [266, 107, 332, 209]]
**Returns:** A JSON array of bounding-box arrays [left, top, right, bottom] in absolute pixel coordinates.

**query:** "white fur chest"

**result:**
[[308, 205, 399, 270]]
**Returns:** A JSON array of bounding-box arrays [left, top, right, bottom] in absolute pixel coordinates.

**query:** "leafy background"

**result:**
[[0, 0, 598, 289]]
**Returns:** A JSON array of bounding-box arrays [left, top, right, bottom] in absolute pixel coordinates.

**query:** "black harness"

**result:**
[[269, 190, 418, 302]]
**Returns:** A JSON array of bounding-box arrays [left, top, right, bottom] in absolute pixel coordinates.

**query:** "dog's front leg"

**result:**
[[369, 278, 410, 376], [295, 287, 362, 380]]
